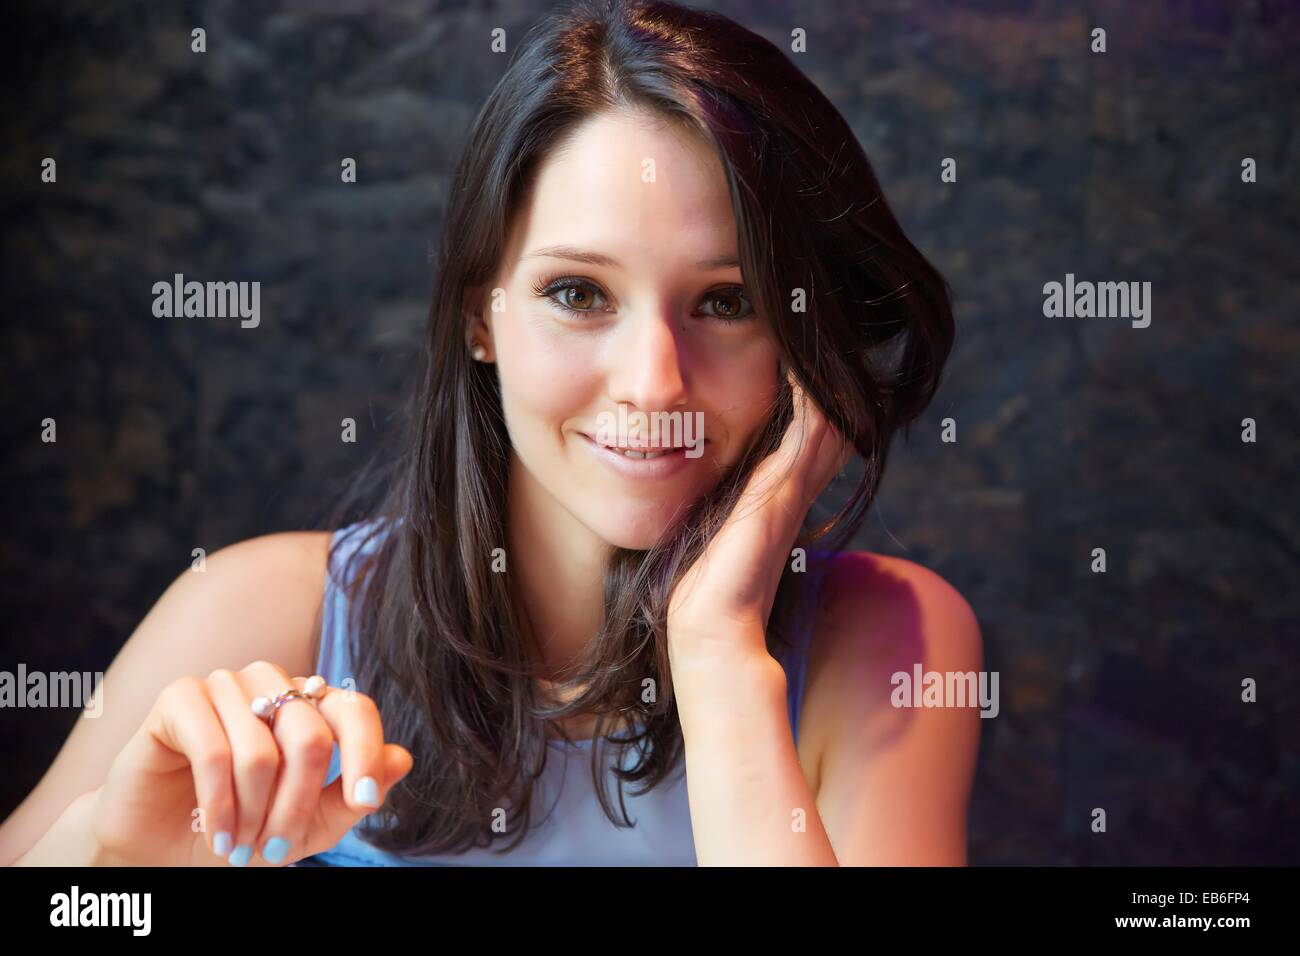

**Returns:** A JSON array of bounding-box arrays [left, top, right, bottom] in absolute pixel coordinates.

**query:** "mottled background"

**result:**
[[1, 0, 1296, 864]]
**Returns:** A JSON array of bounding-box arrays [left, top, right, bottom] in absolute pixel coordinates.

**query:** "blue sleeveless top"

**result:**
[[294, 520, 830, 866]]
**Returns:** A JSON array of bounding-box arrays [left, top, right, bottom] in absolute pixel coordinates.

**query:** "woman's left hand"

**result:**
[[666, 369, 853, 666]]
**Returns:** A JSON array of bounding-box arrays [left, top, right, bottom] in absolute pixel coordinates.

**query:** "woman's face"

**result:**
[[473, 109, 782, 551]]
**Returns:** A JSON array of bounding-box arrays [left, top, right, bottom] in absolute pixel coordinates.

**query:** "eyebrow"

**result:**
[[518, 244, 740, 270]]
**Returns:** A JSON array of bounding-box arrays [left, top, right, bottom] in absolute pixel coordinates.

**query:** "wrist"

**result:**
[[667, 604, 770, 665], [672, 645, 788, 741], [15, 788, 125, 867]]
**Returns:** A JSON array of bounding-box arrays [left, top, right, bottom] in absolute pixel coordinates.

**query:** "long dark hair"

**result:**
[[315, 0, 955, 857]]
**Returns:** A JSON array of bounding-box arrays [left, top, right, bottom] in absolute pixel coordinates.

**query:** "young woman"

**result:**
[[2, 0, 979, 867]]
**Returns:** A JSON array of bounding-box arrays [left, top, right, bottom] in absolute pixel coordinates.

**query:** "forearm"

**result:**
[[674, 640, 840, 866], [11, 789, 124, 867]]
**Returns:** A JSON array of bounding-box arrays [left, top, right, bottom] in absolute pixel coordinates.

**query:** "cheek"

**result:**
[[704, 344, 782, 449], [495, 316, 594, 436]]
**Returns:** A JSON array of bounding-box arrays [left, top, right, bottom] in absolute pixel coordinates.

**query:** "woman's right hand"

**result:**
[[89, 660, 413, 866]]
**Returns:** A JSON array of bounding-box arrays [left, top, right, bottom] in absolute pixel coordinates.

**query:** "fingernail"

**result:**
[[214, 831, 233, 857], [262, 837, 291, 865], [354, 776, 380, 807], [228, 844, 253, 867]]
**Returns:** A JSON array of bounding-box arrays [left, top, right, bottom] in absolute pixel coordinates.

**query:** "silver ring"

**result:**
[[251, 674, 329, 726]]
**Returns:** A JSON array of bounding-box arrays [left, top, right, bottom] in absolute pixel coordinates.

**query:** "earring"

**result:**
[[470, 344, 488, 361]]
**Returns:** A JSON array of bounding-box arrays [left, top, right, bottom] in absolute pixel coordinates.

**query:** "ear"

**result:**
[[462, 283, 495, 356]]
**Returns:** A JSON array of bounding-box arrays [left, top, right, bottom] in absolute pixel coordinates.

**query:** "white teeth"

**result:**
[[609, 447, 678, 460]]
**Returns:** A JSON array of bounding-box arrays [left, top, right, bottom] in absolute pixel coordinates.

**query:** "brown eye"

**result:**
[[561, 285, 594, 309], [534, 277, 609, 316], [700, 287, 753, 322]]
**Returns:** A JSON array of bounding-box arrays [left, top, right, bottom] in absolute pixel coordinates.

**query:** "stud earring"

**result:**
[[470, 344, 488, 361]]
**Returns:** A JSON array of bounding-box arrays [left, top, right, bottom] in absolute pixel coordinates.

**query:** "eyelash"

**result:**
[[529, 274, 755, 323]]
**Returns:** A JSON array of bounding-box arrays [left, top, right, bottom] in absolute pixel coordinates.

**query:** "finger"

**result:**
[[764, 374, 829, 503], [786, 373, 830, 460], [729, 374, 818, 522], [139, 677, 238, 861], [204, 667, 282, 865], [310, 683, 393, 816], [243, 667, 338, 866], [785, 372, 852, 500], [308, 742, 414, 858]]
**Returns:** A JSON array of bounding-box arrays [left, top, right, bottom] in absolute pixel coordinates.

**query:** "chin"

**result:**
[[583, 500, 695, 552]]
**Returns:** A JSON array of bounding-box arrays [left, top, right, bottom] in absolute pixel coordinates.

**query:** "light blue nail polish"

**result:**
[[228, 844, 253, 867], [262, 837, 291, 865], [354, 776, 380, 807], [214, 831, 233, 857]]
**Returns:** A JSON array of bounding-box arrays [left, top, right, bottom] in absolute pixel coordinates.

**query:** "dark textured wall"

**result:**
[[1, 0, 1296, 865]]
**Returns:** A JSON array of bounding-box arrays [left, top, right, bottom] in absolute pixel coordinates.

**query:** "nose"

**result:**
[[606, 309, 689, 413]]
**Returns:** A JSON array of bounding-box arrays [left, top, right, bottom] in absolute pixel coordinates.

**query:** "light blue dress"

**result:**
[[294, 520, 829, 866]]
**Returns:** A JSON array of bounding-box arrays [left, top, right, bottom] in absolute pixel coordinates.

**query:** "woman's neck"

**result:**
[[506, 454, 611, 683]]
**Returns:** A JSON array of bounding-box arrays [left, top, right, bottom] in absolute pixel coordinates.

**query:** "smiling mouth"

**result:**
[[598, 444, 686, 460], [582, 434, 704, 460]]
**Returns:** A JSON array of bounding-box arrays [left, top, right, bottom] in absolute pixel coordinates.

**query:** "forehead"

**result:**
[[501, 110, 738, 272]]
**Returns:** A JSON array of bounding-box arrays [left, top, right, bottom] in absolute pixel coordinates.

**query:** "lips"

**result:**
[[577, 432, 704, 482]]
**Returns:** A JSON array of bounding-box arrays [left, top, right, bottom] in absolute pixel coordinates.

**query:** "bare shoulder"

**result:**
[[104, 529, 335, 687], [796, 550, 983, 792], [815, 550, 979, 658], [183, 530, 335, 675]]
